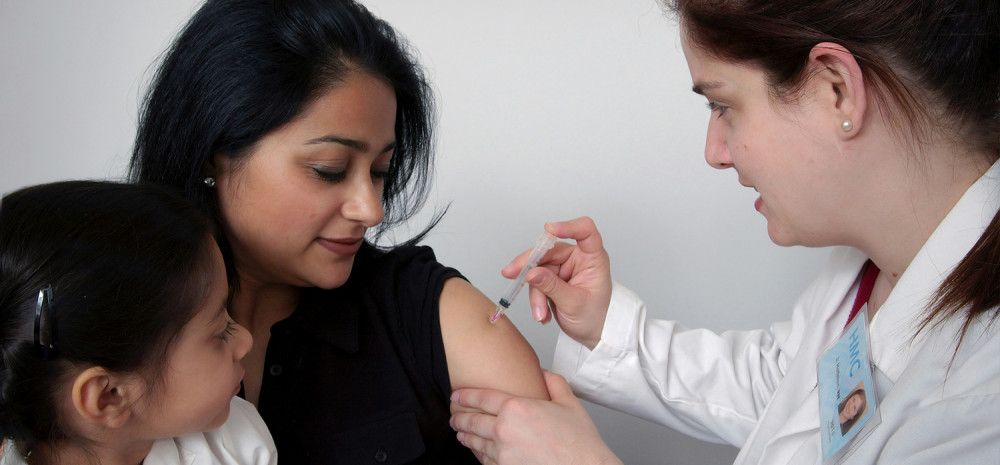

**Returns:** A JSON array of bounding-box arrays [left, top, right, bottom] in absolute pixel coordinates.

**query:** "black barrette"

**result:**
[[33, 285, 57, 359]]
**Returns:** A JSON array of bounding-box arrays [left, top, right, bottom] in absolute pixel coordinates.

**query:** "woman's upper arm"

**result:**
[[439, 277, 550, 401]]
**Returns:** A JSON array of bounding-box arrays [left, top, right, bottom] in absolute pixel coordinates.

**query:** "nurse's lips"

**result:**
[[317, 236, 364, 255], [739, 180, 763, 210]]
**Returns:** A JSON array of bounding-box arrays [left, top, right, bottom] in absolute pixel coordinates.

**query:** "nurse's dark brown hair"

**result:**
[[665, 0, 999, 348]]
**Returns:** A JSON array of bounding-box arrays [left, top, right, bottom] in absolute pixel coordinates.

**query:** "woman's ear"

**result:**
[[807, 42, 868, 140], [204, 153, 221, 180], [70, 367, 142, 430]]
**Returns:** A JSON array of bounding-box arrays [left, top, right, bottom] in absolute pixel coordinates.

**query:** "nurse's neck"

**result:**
[[855, 139, 992, 318]]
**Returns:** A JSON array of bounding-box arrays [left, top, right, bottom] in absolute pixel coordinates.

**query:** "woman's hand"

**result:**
[[506, 216, 612, 349], [450, 371, 623, 465]]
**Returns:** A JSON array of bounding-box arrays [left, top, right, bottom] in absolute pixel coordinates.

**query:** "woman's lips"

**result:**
[[317, 237, 363, 255]]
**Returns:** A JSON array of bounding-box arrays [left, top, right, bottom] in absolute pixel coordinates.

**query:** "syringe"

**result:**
[[489, 232, 558, 323]]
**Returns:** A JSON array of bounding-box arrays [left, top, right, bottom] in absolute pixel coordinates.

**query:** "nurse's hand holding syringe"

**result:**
[[489, 232, 558, 323], [497, 217, 613, 350]]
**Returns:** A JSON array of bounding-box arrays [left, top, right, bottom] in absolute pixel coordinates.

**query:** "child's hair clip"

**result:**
[[34, 285, 58, 359]]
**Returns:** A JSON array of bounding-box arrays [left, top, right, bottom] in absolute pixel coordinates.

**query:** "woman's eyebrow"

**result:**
[[305, 135, 396, 153]]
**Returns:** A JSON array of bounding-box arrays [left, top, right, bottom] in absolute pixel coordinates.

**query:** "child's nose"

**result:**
[[234, 323, 253, 360]]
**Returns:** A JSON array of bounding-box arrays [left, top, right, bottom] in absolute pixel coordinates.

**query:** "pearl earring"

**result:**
[[841, 120, 853, 132], [203, 177, 216, 187]]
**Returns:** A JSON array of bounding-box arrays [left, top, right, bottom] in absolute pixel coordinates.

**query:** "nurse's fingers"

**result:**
[[451, 388, 511, 416], [456, 431, 497, 463], [543, 371, 582, 408], [502, 242, 574, 278], [544, 217, 605, 254], [525, 266, 587, 315], [450, 411, 498, 440], [528, 285, 555, 323], [527, 264, 560, 322]]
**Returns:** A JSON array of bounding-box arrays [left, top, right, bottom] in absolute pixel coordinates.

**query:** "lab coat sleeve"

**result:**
[[552, 282, 796, 447]]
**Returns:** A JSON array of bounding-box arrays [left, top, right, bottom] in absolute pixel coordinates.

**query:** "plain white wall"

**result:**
[[0, 1, 831, 463]]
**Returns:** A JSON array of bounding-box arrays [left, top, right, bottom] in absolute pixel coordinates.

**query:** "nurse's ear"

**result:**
[[806, 42, 868, 141], [70, 367, 143, 430]]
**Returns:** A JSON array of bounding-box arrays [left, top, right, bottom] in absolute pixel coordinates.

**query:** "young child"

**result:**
[[0, 181, 276, 465]]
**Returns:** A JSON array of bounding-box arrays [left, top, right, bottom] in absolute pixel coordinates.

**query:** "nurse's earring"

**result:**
[[841, 119, 853, 132], [203, 176, 216, 187]]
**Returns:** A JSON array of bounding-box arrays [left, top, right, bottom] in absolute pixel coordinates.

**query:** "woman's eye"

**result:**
[[312, 167, 346, 183], [706, 101, 729, 118], [372, 169, 390, 180]]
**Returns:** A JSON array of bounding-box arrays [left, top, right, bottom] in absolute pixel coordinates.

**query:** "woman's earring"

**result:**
[[841, 119, 853, 132], [203, 177, 216, 187]]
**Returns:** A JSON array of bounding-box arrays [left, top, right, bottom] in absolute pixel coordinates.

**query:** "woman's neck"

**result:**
[[229, 272, 300, 334]]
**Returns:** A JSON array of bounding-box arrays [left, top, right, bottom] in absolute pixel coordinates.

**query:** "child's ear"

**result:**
[[70, 367, 143, 430]]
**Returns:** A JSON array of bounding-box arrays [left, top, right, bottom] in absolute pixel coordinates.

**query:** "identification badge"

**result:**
[[817, 306, 880, 463]]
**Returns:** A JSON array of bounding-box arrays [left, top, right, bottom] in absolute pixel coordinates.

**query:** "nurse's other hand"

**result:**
[[504, 216, 611, 349], [450, 371, 623, 465]]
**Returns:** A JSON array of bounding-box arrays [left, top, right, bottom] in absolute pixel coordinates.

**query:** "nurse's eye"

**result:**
[[312, 167, 346, 183], [707, 101, 729, 118]]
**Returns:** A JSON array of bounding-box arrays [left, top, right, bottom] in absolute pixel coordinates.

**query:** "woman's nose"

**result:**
[[342, 174, 386, 227]]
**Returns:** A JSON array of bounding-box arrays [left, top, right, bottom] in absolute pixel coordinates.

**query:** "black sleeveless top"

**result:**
[[248, 244, 478, 464]]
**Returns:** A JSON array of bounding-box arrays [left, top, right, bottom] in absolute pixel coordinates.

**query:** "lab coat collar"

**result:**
[[741, 158, 1000, 462], [869, 159, 1000, 382]]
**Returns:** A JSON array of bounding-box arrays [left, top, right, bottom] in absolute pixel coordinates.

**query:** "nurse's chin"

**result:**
[[765, 223, 803, 248]]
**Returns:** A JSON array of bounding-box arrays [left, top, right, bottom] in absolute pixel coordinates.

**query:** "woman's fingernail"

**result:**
[[450, 392, 459, 402]]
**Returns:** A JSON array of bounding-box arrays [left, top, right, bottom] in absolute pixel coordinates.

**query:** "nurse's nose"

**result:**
[[704, 118, 733, 170]]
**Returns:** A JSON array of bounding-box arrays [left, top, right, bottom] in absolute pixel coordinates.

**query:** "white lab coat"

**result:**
[[1, 397, 276, 465], [553, 161, 1000, 464]]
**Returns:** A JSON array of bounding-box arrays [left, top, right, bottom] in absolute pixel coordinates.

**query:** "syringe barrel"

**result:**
[[499, 232, 558, 304]]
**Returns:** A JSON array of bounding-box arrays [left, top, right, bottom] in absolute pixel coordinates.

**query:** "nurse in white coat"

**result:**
[[449, 0, 1000, 463]]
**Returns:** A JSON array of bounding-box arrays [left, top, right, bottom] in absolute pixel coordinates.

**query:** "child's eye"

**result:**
[[706, 101, 729, 118], [219, 318, 237, 342]]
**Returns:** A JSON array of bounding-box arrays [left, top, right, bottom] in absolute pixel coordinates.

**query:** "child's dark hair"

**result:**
[[0, 181, 216, 452]]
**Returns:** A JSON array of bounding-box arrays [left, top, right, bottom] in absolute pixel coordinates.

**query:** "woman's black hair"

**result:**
[[0, 181, 216, 453], [128, 0, 440, 287]]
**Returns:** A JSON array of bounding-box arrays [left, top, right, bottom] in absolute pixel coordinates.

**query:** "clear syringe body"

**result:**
[[489, 232, 558, 323]]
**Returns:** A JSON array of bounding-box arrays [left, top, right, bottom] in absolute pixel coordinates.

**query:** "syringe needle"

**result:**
[[489, 304, 506, 323]]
